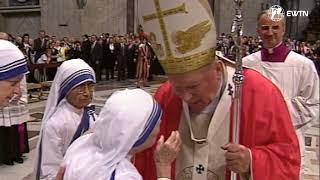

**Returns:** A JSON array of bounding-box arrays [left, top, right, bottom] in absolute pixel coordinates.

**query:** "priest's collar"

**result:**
[[266, 42, 282, 54], [261, 42, 291, 62]]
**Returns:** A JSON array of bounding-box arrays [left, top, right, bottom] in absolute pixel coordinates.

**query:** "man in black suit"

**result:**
[[33, 30, 48, 63], [115, 36, 128, 81], [81, 34, 91, 64], [127, 38, 138, 79], [90, 35, 103, 81], [105, 37, 116, 80], [69, 41, 82, 59]]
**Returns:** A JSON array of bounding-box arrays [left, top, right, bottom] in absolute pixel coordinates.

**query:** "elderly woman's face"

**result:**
[[66, 82, 95, 109], [130, 122, 161, 154], [145, 122, 160, 148], [0, 76, 22, 107]]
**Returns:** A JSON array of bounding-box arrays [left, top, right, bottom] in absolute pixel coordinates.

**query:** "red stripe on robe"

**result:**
[[134, 69, 300, 180]]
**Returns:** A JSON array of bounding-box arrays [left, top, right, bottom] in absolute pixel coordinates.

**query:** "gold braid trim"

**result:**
[[160, 48, 216, 74]]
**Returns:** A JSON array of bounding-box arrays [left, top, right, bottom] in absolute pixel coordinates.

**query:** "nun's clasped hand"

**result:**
[[154, 131, 182, 165]]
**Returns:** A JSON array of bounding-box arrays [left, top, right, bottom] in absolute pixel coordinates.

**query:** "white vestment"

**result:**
[[243, 50, 320, 178], [41, 100, 95, 179], [243, 51, 319, 129], [175, 65, 236, 180]]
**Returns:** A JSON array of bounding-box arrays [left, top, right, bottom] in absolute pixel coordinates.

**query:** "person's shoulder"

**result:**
[[155, 81, 180, 105], [244, 51, 261, 58], [243, 68, 280, 94], [155, 81, 174, 97], [44, 116, 65, 134], [158, 81, 172, 90], [288, 51, 315, 66], [243, 51, 261, 62], [45, 111, 65, 128], [45, 103, 72, 128]]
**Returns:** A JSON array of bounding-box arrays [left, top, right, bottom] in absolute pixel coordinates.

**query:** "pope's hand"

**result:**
[[221, 143, 251, 174], [154, 131, 181, 166]]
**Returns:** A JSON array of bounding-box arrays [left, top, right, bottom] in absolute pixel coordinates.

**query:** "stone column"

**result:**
[[41, 0, 81, 38], [0, 0, 5, 30], [0, 14, 5, 31], [81, 0, 127, 35], [127, 0, 135, 33]]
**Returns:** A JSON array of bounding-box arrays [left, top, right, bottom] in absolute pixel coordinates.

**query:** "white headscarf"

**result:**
[[63, 89, 162, 180], [35, 59, 96, 179], [41, 59, 96, 122], [0, 40, 28, 80]]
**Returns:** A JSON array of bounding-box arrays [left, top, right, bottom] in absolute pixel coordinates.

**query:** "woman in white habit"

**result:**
[[63, 89, 181, 180], [35, 59, 96, 180]]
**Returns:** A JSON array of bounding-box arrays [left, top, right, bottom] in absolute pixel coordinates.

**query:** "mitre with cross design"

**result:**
[[138, 0, 217, 74]]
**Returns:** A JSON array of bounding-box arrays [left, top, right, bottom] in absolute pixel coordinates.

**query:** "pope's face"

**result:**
[[257, 14, 285, 48], [169, 60, 223, 113], [0, 76, 23, 108]]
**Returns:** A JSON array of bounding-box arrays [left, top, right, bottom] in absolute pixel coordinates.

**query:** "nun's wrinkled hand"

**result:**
[[154, 131, 181, 165], [55, 166, 66, 180]]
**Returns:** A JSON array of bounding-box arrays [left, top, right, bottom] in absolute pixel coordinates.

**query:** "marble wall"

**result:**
[[80, 0, 127, 36], [41, 0, 81, 38], [294, 0, 314, 38], [1, 12, 40, 38], [0, 0, 316, 39], [0, 0, 7, 7], [41, 0, 128, 39]]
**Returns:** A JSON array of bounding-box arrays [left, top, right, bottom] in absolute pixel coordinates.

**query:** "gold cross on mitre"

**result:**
[[139, 0, 217, 74]]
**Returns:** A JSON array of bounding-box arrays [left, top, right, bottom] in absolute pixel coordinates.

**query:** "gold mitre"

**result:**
[[138, 0, 216, 74]]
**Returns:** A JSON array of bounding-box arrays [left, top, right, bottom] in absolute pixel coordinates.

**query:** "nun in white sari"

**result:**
[[35, 59, 96, 180], [63, 89, 163, 180], [0, 39, 28, 107]]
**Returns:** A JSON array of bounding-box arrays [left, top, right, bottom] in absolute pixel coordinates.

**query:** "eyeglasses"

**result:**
[[259, 25, 281, 32], [73, 83, 95, 94]]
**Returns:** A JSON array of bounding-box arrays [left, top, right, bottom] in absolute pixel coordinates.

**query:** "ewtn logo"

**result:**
[[267, 5, 309, 21], [286, 10, 309, 17]]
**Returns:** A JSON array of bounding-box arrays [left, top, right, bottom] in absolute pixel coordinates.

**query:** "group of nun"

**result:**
[[34, 58, 168, 180]]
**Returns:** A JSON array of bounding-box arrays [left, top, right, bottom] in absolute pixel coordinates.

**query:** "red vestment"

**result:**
[[134, 69, 300, 180]]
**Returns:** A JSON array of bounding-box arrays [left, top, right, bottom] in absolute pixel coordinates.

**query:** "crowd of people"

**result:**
[[5, 31, 165, 87], [0, 1, 319, 180], [217, 33, 320, 74], [4, 29, 319, 86]]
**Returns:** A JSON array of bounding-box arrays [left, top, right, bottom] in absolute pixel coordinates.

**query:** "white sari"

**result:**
[[63, 89, 162, 180]]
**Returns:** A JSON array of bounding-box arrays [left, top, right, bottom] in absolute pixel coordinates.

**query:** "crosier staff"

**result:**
[[230, 0, 245, 179]]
